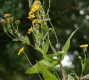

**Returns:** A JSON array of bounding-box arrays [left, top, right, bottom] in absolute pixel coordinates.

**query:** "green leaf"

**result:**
[[62, 28, 79, 59], [24, 35, 30, 45], [25, 60, 53, 74], [42, 69, 58, 80], [42, 40, 49, 54], [40, 60, 53, 68], [37, 61, 58, 80], [25, 63, 40, 74], [68, 75, 74, 80], [43, 55, 52, 62], [42, 23, 49, 31], [56, 51, 65, 56], [12, 38, 18, 41], [26, 60, 58, 80], [36, 47, 44, 54], [52, 61, 58, 66], [38, 33, 43, 39]]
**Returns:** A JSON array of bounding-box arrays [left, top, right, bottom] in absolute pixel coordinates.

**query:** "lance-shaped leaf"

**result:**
[[68, 75, 74, 80], [37, 61, 58, 80], [62, 28, 79, 59], [42, 23, 49, 31], [36, 47, 44, 54], [42, 40, 49, 55], [25, 60, 53, 74]]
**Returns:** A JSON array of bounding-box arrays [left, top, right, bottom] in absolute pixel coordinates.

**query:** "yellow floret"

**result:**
[[18, 47, 25, 55], [27, 27, 33, 34]]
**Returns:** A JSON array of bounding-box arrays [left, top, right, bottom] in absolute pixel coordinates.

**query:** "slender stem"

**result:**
[[48, 34, 56, 53], [48, 20, 66, 80], [49, 21, 60, 50], [53, 69, 60, 80], [60, 62, 66, 80], [23, 52, 33, 66]]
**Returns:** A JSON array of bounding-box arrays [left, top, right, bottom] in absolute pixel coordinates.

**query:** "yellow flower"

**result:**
[[28, 14, 35, 19], [79, 44, 88, 48], [32, 19, 40, 23], [28, 27, 33, 34], [31, 4, 40, 13], [28, 11, 32, 15], [34, 24, 40, 27], [4, 13, 11, 18], [18, 47, 25, 55]]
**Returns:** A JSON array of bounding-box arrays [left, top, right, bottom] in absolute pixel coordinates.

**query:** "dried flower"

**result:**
[[15, 20, 20, 25], [18, 47, 25, 55], [1, 19, 6, 24], [79, 44, 88, 49], [33, 0, 41, 6], [28, 27, 33, 34]]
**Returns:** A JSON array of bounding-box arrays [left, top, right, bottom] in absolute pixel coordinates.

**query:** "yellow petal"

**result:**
[[79, 44, 88, 48]]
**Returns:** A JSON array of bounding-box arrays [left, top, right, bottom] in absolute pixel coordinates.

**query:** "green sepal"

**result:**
[[12, 38, 18, 41], [24, 35, 30, 45]]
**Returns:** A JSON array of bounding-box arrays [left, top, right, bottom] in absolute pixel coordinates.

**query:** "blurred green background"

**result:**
[[0, 0, 89, 80]]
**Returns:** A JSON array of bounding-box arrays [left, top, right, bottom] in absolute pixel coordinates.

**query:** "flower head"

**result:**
[[79, 44, 88, 49], [18, 47, 25, 55], [4, 13, 11, 18], [31, 4, 40, 13], [15, 20, 20, 25], [1, 19, 6, 24], [33, 0, 41, 6], [28, 14, 35, 19], [32, 19, 40, 23], [28, 27, 33, 34]]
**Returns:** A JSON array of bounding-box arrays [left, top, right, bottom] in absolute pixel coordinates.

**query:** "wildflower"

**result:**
[[34, 24, 40, 27], [6, 17, 13, 22], [32, 19, 40, 23], [33, 0, 41, 6], [31, 4, 40, 13], [28, 27, 33, 34], [15, 20, 20, 25], [9, 17, 13, 21], [79, 44, 88, 49], [28, 11, 32, 15], [18, 47, 25, 55], [28, 14, 35, 19], [4, 13, 11, 18]]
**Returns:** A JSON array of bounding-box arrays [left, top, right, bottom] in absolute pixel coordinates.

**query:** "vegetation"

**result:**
[[0, 0, 89, 80]]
